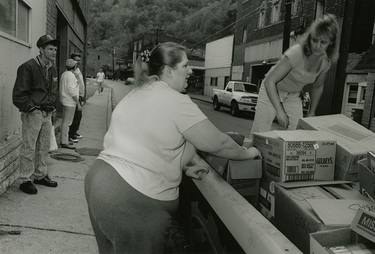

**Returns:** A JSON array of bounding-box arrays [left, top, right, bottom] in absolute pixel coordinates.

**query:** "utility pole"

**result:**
[[282, 0, 292, 53]]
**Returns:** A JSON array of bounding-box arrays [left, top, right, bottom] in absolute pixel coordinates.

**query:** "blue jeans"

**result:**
[[19, 110, 52, 182]]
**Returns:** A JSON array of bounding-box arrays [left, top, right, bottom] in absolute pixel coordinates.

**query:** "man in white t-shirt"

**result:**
[[59, 59, 81, 149], [96, 68, 105, 94], [69, 53, 85, 142]]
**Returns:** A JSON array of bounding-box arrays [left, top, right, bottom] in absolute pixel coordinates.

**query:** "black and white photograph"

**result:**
[[1, 0, 375, 253]]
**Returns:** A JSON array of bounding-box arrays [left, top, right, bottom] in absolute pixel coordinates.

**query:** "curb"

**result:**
[[105, 87, 113, 131], [189, 95, 212, 104]]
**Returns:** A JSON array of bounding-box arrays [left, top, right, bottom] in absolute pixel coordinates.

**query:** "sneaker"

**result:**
[[34, 176, 58, 188], [74, 133, 83, 139], [61, 143, 76, 150], [69, 137, 79, 143], [19, 181, 38, 194]]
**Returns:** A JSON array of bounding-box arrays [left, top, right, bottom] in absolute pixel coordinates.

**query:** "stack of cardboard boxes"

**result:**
[[252, 114, 375, 253]]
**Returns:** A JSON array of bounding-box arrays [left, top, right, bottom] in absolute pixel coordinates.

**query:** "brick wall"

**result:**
[[362, 72, 375, 130], [47, 0, 57, 37]]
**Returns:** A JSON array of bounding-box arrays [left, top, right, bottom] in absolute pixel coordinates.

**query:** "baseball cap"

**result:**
[[36, 35, 58, 48], [66, 59, 77, 68]]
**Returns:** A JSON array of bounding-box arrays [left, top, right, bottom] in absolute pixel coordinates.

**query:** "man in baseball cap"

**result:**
[[36, 34, 58, 48], [12, 34, 59, 194], [60, 59, 81, 150]]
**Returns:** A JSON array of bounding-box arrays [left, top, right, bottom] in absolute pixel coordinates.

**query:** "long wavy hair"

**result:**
[[300, 14, 340, 62], [134, 42, 187, 86]]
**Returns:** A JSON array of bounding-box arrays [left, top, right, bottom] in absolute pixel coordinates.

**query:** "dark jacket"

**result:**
[[12, 58, 58, 112]]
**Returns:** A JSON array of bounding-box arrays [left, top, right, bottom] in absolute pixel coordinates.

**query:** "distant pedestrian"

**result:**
[[69, 52, 85, 143], [96, 68, 105, 94], [250, 14, 339, 136], [60, 59, 81, 149], [12, 34, 59, 195], [85, 42, 261, 254]]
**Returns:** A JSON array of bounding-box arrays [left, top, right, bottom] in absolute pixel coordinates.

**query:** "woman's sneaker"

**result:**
[[69, 137, 79, 143]]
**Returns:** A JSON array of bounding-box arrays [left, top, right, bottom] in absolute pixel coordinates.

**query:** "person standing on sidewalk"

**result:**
[[60, 59, 81, 149], [96, 68, 105, 94], [12, 34, 59, 195], [69, 53, 85, 143], [85, 42, 261, 254]]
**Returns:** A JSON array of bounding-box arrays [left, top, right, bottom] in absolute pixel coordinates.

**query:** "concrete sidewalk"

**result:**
[[0, 88, 112, 254]]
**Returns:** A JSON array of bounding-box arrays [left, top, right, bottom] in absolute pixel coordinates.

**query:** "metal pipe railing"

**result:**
[[192, 156, 302, 254]]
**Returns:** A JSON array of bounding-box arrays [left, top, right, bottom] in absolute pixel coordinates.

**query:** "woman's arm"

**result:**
[[263, 56, 293, 128], [307, 71, 327, 117], [183, 119, 260, 160]]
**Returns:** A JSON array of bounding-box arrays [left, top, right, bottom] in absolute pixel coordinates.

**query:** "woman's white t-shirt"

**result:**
[[99, 81, 207, 201]]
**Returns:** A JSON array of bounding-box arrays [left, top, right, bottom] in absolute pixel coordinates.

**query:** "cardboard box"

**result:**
[[359, 158, 375, 201], [369, 151, 375, 173], [253, 130, 336, 182], [258, 171, 277, 220], [298, 114, 375, 181], [225, 159, 262, 206], [275, 182, 369, 254], [200, 153, 262, 206], [310, 209, 375, 254]]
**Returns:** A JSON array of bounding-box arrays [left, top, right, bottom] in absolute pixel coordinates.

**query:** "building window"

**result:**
[[291, 0, 300, 17], [210, 77, 218, 86], [242, 25, 247, 43], [0, 0, 30, 42], [347, 83, 358, 104], [271, 0, 281, 23], [258, 1, 266, 28]]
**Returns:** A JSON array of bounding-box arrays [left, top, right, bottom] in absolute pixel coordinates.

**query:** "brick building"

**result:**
[[0, 0, 88, 194], [232, 0, 375, 116]]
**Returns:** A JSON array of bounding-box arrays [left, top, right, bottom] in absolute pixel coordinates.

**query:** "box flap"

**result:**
[[369, 152, 375, 172], [307, 199, 375, 226], [351, 209, 375, 243], [228, 159, 262, 180], [278, 180, 351, 189], [273, 130, 336, 142]]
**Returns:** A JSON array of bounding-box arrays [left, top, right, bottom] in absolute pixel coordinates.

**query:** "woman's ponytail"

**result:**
[[134, 56, 150, 86]]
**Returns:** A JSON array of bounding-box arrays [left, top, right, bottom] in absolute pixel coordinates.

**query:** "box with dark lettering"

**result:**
[[253, 130, 336, 182], [310, 209, 375, 254]]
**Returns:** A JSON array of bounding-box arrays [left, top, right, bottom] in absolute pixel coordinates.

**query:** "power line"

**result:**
[[190, 5, 262, 49]]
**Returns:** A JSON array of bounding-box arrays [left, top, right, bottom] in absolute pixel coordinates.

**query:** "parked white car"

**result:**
[[212, 81, 259, 116]]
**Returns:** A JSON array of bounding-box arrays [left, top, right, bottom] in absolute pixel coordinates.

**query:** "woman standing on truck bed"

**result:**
[[250, 14, 339, 136]]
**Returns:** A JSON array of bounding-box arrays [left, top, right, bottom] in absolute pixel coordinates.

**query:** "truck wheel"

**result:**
[[230, 101, 239, 116], [213, 97, 220, 111]]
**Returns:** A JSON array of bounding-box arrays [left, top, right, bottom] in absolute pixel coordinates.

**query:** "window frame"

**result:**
[[271, 0, 281, 24], [291, 0, 300, 17], [0, 0, 31, 47], [258, 1, 266, 28]]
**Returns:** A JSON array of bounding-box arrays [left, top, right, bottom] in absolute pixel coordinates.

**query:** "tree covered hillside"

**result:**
[[88, 0, 236, 57]]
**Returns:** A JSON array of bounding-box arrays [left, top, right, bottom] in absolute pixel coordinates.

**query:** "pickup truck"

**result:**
[[212, 81, 259, 116]]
